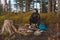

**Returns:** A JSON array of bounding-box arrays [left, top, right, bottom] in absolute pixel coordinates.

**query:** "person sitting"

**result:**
[[29, 9, 40, 30]]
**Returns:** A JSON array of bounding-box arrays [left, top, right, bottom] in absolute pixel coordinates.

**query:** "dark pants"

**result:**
[[29, 19, 40, 28]]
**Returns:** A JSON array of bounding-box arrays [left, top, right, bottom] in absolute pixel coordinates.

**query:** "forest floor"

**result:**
[[0, 32, 48, 40], [0, 23, 60, 40]]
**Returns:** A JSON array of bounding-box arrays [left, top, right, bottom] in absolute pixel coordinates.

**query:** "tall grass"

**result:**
[[0, 12, 57, 28]]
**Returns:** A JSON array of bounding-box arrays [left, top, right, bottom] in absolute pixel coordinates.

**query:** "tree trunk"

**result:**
[[48, 0, 52, 13], [58, 0, 60, 14], [41, 0, 47, 13], [8, 0, 11, 12], [26, 0, 30, 12], [52, 0, 56, 13], [4, 0, 8, 12], [41, 0, 44, 13], [19, 0, 23, 12], [0, 4, 3, 12]]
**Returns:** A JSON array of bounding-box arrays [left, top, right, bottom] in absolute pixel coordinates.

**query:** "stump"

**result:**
[[1, 20, 14, 35]]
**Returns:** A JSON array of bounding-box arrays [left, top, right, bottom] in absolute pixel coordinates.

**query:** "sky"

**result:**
[[1, 0, 5, 4]]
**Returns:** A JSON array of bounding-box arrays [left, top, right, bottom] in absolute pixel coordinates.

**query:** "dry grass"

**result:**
[[0, 12, 57, 28]]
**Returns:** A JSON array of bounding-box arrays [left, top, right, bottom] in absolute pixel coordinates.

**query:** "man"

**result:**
[[29, 9, 40, 29]]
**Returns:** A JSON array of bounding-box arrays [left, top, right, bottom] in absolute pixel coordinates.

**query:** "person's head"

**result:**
[[33, 9, 38, 13]]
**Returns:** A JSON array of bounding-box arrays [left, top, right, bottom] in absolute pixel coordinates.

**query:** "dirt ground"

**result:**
[[0, 32, 48, 40], [0, 23, 60, 40]]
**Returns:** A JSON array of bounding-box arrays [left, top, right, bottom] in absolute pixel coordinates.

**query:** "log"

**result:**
[[18, 26, 33, 36]]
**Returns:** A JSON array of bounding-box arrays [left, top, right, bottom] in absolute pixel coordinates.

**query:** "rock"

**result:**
[[34, 30, 43, 36]]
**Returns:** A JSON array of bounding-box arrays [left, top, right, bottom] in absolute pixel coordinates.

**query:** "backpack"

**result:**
[[38, 22, 48, 31]]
